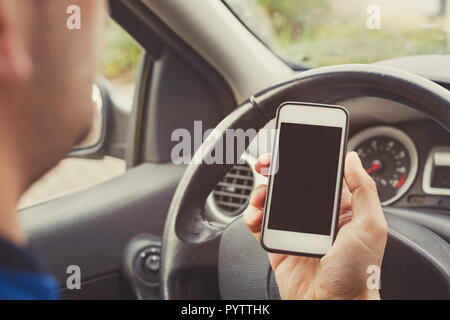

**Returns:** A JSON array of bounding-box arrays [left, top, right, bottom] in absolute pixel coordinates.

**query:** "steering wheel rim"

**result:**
[[160, 64, 450, 300]]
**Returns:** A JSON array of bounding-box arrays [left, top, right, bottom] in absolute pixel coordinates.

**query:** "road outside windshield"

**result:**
[[224, 0, 449, 67]]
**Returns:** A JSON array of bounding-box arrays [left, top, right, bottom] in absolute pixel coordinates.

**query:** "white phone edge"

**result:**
[[260, 102, 349, 257]]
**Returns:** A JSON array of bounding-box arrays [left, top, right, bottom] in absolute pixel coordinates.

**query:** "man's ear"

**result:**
[[0, 0, 32, 84]]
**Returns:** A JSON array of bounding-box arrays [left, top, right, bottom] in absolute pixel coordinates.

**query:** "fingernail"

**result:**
[[259, 153, 271, 166], [350, 151, 362, 165], [250, 184, 266, 203], [255, 184, 267, 194]]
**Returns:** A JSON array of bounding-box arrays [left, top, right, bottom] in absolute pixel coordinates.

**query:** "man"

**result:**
[[0, 0, 107, 298], [0, 0, 387, 300]]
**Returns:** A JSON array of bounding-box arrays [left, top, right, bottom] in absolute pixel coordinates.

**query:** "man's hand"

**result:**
[[243, 151, 388, 300]]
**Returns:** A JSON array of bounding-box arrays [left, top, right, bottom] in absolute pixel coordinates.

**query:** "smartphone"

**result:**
[[260, 102, 349, 257]]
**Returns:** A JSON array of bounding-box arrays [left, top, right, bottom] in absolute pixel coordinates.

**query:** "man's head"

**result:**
[[0, 0, 107, 192]]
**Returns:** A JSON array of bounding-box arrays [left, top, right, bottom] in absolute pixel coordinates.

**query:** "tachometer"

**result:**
[[348, 126, 418, 205]]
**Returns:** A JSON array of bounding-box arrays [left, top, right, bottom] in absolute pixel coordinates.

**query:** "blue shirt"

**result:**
[[0, 237, 58, 300]]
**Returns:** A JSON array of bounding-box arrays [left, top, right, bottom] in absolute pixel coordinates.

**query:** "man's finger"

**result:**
[[243, 206, 263, 240], [340, 178, 352, 214], [243, 184, 267, 240], [344, 152, 387, 231], [250, 184, 267, 208], [337, 178, 353, 229], [255, 154, 271, 177]]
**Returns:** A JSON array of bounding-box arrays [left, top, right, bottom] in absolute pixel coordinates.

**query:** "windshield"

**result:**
[[224, 0, 449, 68]]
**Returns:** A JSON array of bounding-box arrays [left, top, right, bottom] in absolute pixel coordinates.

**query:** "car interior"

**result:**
[[18, 0, 450, 300]]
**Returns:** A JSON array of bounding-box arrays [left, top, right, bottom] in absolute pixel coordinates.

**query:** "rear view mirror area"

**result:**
[[71, 84, 105, 154]]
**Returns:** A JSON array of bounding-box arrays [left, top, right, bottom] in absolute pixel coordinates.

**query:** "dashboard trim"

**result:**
[[423, 146, 450, 196], [205, 152, 267, 224]]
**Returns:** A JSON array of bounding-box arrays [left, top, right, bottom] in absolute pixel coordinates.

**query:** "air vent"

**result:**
[[212, 163, 254, 216]]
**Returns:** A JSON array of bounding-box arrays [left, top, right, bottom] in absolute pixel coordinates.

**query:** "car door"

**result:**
[[18, 0, 235, 300]]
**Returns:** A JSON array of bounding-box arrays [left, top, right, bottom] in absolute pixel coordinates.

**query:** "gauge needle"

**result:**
[[395, 173, 407, 189], [366, 163, 380, 174]]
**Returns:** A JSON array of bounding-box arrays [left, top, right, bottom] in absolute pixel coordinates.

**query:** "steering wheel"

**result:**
[[160, 64, 450, 300]]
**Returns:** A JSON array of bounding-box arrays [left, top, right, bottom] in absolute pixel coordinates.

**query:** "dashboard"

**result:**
[[205, 56, 450, 225], [348, 121, 450, 210], [349, 126, 418, 206], [206, 120, 450, 226]]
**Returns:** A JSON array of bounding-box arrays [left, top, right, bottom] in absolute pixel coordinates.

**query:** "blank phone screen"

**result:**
[[267, 122, 343, 235]]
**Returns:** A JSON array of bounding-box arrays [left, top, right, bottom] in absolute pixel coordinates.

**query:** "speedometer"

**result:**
[[348, 126, 418, 205]]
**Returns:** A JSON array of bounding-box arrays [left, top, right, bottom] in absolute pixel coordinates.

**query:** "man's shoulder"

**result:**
[[0, 237, 58, 300]]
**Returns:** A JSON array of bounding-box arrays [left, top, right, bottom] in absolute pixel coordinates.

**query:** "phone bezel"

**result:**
[[260, 102, 349, 257]]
